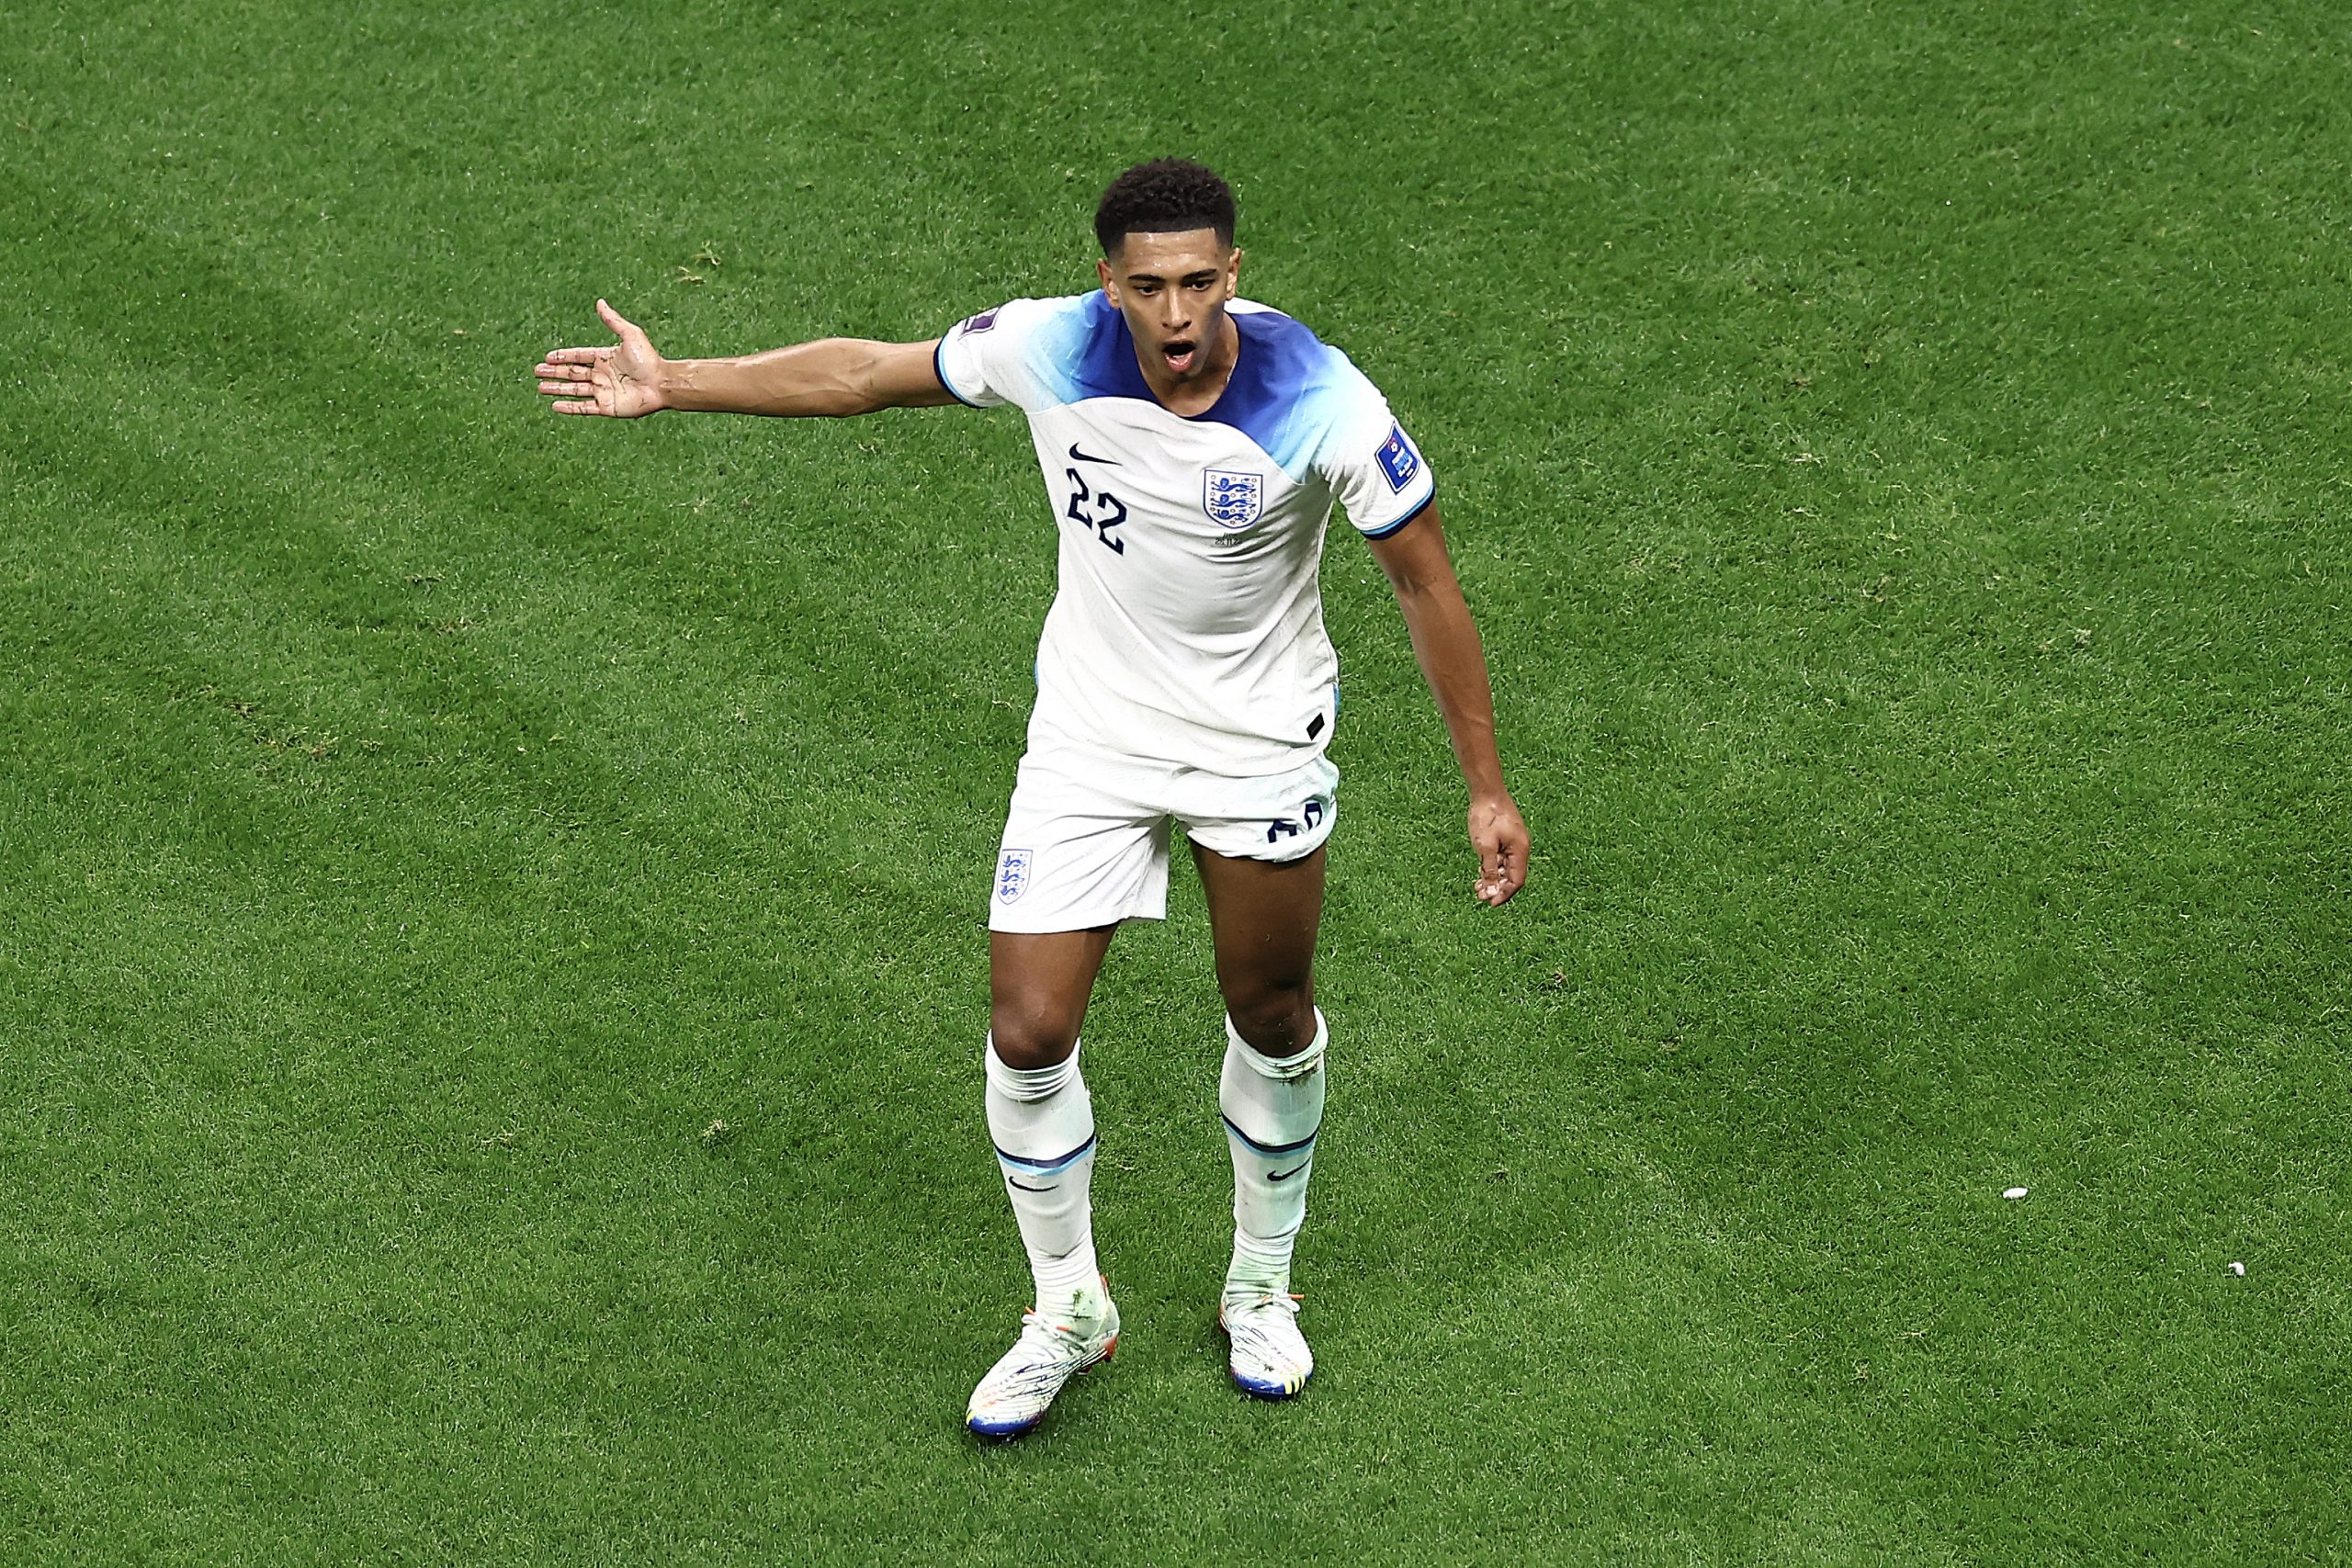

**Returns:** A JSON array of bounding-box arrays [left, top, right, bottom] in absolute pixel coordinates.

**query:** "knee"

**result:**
[[989, 1000, 1082, 1071], [1225, 985, 1317, 1059]]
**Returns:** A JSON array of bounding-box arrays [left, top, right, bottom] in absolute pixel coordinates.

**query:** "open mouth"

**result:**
[[1161, 339, 1198, 375]]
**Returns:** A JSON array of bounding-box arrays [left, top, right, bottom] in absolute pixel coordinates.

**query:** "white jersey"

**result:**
[[934, 292, 1436, 776]]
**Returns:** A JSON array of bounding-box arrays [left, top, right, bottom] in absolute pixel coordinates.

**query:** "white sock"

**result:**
[[1220, 1010, 1328, 1298], [983, 1036, 1102, 1313]]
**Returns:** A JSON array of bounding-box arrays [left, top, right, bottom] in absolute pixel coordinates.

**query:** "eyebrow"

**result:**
[[1125, 267, 1223, 286]]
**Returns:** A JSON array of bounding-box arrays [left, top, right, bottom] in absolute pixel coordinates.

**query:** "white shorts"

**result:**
[[989, 741, 1340, 932]]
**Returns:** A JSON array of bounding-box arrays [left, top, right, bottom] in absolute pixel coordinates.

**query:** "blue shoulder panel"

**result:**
[[1069, 290, 1150, 401], [1058, 294, 1351, 479]]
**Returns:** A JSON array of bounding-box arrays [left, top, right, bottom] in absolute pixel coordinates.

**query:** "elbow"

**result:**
[[1389, 573, 1457, 615], [834, 342, 885, 416], [791, 337, 880, 416]]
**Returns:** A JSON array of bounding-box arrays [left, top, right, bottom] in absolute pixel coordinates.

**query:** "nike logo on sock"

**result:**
[[1267, 1162, 1311, 1183], [1067, 442, 1120, 466], [1007, 1179, 1057, 1193]]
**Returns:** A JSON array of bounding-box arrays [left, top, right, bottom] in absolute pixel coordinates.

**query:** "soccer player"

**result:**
[[535, 159, 1528, 1437]]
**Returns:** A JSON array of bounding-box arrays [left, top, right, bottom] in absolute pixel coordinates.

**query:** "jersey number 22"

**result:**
[[1064, 469, 1127, 555]]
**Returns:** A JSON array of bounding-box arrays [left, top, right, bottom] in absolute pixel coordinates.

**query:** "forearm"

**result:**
[[1396, 581, 1510, 802], [658, 338, 901, 417]]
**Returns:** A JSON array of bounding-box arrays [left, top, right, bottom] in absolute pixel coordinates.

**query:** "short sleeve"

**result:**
[[1318, 378, 1437, 539], [933, 297, 1065, 412]]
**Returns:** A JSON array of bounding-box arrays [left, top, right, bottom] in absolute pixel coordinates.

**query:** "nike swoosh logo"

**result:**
[[1007, 1178, 1057, 1193], [1067, 442, 1120, 466], [1267, 1163, 1311, 1183]]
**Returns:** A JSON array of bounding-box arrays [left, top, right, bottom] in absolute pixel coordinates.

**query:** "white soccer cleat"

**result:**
[[965, 1284, 1120, 1438], [1219, 1290, 1313, 1399]]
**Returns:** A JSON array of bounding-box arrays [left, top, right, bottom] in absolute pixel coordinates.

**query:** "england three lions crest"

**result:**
[[995, 847, 1033, 905], [1203, 468, 1264, 530]]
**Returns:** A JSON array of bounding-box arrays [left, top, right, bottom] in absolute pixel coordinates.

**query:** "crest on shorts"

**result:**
[[1203, 468, 1264, 530], [996, 847, 1033, 904]]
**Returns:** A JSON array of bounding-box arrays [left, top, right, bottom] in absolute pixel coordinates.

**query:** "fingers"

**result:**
[[532, 303, 645, 417], [534, 347, 614, 414], [535, 351, 605, 407], [1474, 848, 1517, 906], [1469, 801, 1531, 907], [1476, 840, 1526, 906], [536, 367, 607, 414]]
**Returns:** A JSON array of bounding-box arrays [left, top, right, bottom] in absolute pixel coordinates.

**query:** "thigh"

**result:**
[[989, 927, 1118, 1070], [1192, 842, 1326, 1056]]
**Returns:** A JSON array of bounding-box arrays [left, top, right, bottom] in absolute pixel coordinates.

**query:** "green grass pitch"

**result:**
[[3, 1, 2346, 1562]]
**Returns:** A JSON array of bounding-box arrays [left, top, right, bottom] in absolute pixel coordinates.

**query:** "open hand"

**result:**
[[534, 299, 665, 417], [1470, 794, 1529, 907]]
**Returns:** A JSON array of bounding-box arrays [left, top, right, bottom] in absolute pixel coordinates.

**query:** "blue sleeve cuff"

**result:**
[[933, 337, 982, 408], [1361, 484, 1436, 540]]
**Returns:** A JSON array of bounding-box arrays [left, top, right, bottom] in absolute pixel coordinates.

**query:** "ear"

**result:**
[[1096, 255, 1119, 306], [1224, 246, 1243, 300]]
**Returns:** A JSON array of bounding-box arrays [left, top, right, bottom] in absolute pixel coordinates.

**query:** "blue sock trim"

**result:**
[[1220, 1115, 1319, 1157], [994, 1132, 1099, 1175]]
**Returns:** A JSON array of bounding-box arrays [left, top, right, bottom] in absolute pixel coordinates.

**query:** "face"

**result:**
[[1097, 228, 1241, 385]]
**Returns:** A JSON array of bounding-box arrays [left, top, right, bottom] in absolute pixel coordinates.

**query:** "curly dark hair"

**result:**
[[1093, 159, 1237, 255]]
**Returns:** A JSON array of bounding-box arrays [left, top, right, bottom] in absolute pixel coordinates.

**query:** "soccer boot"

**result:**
[[965, 1281, 1120, 1438], [1219, 1289, 1312, 1399]]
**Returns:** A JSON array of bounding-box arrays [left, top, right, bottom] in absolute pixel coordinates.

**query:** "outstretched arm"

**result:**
[[534, 299, 960, 419], [1365, 502, 1530, 907]]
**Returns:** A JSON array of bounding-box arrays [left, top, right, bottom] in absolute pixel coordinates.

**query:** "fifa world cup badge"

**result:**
[[1375, 423, 1421, 492]]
